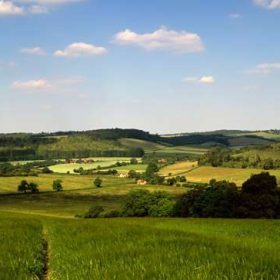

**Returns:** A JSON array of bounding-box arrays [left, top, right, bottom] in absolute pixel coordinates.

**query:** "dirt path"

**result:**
[[42, 235, 49, 280]]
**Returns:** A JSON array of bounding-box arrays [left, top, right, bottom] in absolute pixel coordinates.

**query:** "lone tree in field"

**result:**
[[29, 182, 39, 193], [94, 177, 103, 188], [18, 180, 29, 193], [18, 180, 39, 193], [53, 179, 63, 192]]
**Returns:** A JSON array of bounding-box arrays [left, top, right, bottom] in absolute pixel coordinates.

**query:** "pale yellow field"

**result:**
[[185, 166, 280, 186], [159, 161, 198, 176]]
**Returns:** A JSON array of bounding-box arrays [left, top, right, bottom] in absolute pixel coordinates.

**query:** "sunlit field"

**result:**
[[185, 166, 280, 186], [1, 212, 280, 280], [159, 161, 198, 176], [48, 157, 136, 174]]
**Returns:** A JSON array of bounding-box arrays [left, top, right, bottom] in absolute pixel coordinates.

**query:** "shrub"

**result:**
[[236, 172, 279, 218], [17, 180, 39, 193], [84, 206, 104, 218], [53, 179, 63, 192], [174, 180, 238, 218], [121, 190, 174, 217], [148, 198, 174, 217], [42, 167, 53, 174], [121, 189, 151, 217], [102, 210, 120, 218], [94, 177, 102, 188]]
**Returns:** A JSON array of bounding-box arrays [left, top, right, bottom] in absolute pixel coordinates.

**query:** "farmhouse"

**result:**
[[137, 179, 147, 185]]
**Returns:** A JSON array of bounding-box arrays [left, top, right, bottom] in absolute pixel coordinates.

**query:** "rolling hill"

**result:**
[[0, 128, 279, 161]]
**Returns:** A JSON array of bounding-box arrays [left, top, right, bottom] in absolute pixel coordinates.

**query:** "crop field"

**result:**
[[113, 163, 148, 173], [48, 157, 135, 174], [119, 138, 165, 152], [159, 161, 198, 176], [234, 148, 280, 161], [0, 174, 187, 217], [148, 146, 208, 155], [185, 166, 280, 186], [1, 212, 280, 280], [0, 174, 96, 193]]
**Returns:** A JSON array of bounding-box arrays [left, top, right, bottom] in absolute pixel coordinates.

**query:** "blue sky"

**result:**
[[0, 0, 279, 133]]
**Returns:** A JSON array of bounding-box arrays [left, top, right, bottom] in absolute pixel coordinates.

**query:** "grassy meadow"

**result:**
[[185, 166, 280, 186], [0, 174, 187, 217], [159, 161, 198, 176], [1, 212, 280, 280], [2, 156, 280, 279], [48, 157, 136, 174]]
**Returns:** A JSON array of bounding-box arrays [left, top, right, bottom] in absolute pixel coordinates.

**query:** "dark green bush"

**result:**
[[84, 206, 104, 218], [121, 189, 174, 217]]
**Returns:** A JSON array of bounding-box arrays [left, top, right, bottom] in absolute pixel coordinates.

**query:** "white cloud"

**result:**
[[246, 63, 280, 74], [12, 79, 51, 90], [20, 47, 46, 55], [184, 76, 215, 84], [0, 1, 24, 15], [0, 0, 81, 16], [253, 0, 280, 9], [54, 42, 107, 58], [12, 76, 85, 92], [113, 26, 204, 54]]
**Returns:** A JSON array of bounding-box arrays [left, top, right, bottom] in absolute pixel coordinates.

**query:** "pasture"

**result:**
[[48, 157, 136, 174], [186, 166, 280, 186], [159, 161, 198, 176], [1, 212, 280, 279], [0, 174, 187, 217]]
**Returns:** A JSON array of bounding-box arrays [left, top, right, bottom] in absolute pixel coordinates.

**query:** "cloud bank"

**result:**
[[114, 26, 204, 54], [54, 42, 107, 58], [254, 0, 280, 9], [184, 76, 215, 84]]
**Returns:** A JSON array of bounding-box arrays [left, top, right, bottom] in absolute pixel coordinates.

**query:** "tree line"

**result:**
[[83, 172, 280, 219]]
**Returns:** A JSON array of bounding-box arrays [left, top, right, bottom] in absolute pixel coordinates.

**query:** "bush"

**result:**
[[236, 172, 279, 218], [84, 206, 104, 218], [121, 189, 174, 217], [102, 210, 120, 218], [148, 198, 174, 217], [174, 181, 238, 218], [42, 167, 53, 174], [121, 189, 151, 217], [17, 180, 39, 193], [94, 177, 102, 188], [53, 179, 63, 192]]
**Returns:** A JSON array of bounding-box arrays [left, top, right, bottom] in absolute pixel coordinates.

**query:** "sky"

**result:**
[[0, 0, 280, 134]]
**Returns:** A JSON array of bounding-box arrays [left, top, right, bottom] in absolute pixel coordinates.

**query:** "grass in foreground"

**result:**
[[0, 214, 43, 280], [45, 218, 280, 280], [2, 213, 280, 280]]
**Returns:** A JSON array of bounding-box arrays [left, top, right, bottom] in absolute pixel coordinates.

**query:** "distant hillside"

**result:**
[[199, 142, 280, 170], [0, 128, 278, 161]]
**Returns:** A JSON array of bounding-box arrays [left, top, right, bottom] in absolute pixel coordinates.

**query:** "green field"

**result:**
[[0, 174, 187, 217], [48, 157, 137, 174], [186, 166, 280, 186], [113, 163, 148, 173], [1, 212, 280, 279], [119, 138, 208, 155], [159, 161, 198, 176], [2, 161, 280, 279]]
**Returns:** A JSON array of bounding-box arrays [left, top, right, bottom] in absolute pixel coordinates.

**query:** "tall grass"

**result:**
[[0, 213, 43, 280], [45, 218, 280, 280]]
